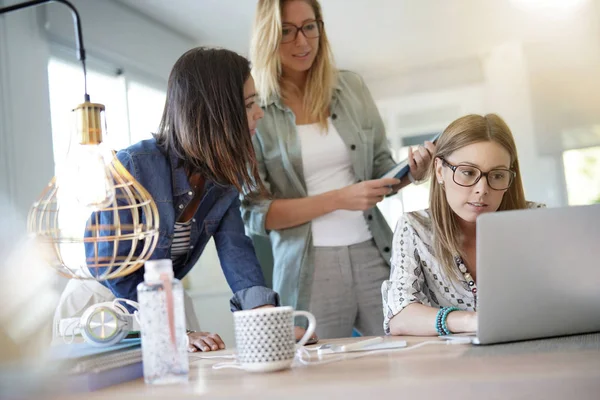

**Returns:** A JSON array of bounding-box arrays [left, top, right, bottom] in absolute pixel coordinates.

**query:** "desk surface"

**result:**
[[62, 334, 600, 400]]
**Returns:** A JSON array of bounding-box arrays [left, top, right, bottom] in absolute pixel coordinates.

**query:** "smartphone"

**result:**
[[380, 131, 442, 180], [317, 340, 407, 355]]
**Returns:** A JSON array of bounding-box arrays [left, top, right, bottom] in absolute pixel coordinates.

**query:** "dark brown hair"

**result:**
[[155, 47, 265, 194]]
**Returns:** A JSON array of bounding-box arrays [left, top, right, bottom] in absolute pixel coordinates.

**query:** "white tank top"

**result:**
[[297, 118, 372, 247]]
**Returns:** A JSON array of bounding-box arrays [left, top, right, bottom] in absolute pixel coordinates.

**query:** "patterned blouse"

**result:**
[[381, 202, 545, 335]]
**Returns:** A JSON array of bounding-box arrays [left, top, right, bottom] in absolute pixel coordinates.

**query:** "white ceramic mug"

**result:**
[[232, 306, 316, 372]]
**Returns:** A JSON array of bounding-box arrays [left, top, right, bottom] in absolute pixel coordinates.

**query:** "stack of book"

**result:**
[[49, 338, 143, 392]]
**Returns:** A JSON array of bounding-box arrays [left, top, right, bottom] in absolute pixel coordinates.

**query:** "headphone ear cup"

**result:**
[[80, 305, 130, 347]]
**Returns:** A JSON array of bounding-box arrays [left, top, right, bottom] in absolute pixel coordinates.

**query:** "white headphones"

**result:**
[[60, 299, 141, 347]]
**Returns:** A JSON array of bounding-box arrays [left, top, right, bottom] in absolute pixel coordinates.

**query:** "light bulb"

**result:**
[[28, 99, 160, 282], [57, 142, 116, 210], [54, 100, 117, 210]]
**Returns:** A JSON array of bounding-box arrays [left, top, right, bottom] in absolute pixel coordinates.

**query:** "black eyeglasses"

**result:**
[[439, 157, 515, 191], [281, 20, 323, 44]]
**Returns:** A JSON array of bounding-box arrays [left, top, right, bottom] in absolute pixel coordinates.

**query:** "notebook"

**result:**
[[380, 132, 442, 180], [63, 361, 143, 392]]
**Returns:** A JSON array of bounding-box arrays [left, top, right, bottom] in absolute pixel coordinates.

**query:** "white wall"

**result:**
[[0, 0, 54, 220], [482, 42, 563, 206], [370, 42, 568, 208]]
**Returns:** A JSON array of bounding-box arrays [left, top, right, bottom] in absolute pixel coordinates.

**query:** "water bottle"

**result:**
[[137, 259, 189, 384]]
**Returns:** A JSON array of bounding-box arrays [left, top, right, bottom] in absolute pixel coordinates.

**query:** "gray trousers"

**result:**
[[309, 239, 389, 339]]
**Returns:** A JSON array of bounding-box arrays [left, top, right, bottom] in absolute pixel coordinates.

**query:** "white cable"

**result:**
[[208, 340, 470, 370], [112, 298, 140, 313], [190, 354, 236, 360], [188, 350, 237, 368], [62, 319, 81, 344], [296, 339, 471, 366], [112, 298, 141, 325]]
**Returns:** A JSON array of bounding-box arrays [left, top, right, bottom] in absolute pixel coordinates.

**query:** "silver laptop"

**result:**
[[470, 203, 600, 345]]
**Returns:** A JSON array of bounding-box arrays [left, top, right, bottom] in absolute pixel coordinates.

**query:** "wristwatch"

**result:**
[[186, 329, 195, 335], [408, 171, 426, 185]]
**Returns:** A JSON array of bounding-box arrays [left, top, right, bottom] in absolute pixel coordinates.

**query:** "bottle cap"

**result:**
[[144, 259, 174, 284]]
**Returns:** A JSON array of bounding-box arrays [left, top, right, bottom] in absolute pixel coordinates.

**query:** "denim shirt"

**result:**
[[86, 138, 279, 311], [240, 70, 396, 312]]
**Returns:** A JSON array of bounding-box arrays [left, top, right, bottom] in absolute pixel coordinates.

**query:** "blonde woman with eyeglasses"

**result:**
[[242, 0, 434, 339], [382, 114, 544, 337]]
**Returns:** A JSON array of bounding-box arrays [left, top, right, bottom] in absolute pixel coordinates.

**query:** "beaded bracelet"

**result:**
[[435, 308, 446, 335], [441, 307, 458, 335], [435, 306, 459, 335]]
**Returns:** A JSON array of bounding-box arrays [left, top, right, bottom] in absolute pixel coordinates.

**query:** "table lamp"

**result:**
[[0, 0, 160, 280]]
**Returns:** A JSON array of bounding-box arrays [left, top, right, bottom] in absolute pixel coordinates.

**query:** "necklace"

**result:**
[[455, 256, 477, 310]]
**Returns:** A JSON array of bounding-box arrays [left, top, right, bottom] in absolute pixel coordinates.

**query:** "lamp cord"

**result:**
[[0, 0, 88, 101]]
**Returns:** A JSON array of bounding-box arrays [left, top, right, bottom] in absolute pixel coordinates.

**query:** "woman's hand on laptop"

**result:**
[[389, 304, 477, 336], [447, 311, 478, 334]]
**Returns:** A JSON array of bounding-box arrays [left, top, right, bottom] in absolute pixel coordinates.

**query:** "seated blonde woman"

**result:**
[[382, 114, 544, 336]]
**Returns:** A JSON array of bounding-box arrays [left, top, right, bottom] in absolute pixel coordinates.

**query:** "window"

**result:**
[[47, 57, 165, 165], [127, 81, 167, 145], [378, 140, 434, 228], [563, 146, 600, 205], [47, 57, 166, 275]]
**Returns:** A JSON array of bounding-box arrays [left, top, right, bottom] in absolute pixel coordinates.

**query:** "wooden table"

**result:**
[[64, 334, 600, 399]]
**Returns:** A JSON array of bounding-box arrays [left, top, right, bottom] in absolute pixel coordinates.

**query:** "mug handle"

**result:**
[[293, 310, 317, 347]]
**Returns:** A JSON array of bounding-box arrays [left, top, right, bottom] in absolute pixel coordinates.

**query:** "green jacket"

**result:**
[[241, 70, 396, 312]]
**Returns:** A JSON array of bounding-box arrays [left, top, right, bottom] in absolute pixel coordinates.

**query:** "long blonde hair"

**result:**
[[429, 114, 527, 280], [250, 0, 337, 128]]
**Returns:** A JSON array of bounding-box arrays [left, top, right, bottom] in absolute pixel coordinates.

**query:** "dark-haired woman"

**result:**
[[54, 47, 279, 352]]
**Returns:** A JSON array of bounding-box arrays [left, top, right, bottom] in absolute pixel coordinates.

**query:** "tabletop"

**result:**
[[54, 333, 600, 400]]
